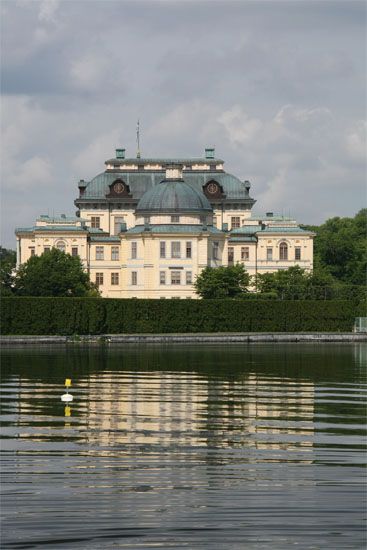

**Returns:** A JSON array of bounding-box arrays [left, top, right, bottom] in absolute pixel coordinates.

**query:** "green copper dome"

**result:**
[[136, 178, 213, 213]]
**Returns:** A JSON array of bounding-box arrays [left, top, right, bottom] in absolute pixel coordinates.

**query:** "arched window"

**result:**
[[56, 241, 66, 253], [279, 242, 288, 261]]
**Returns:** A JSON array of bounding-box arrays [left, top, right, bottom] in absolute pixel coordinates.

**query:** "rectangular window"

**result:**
[[186, 271, 192, 285], [171, 270, 181, 285], [160, 271, 166, 285], [91, 216, 100, 229], [131, 242, 137, 259], [96, 272, 103, 286], [71, 247, 78, 257], [160, 241, 166, 258], [241, 246, 249, 261], [228, 246, 234, 265], [111, 246, 119, 261], [144, 216, 150, 225], [213, 241, 219, 260], [131, 271, 137, 285], [231, 216, 241, 229], [30, 247, 35, 257], [266, 247, 273, 261], [43, 247, 50, 253], [171, 215, 180, 223], [111, 273, 119, 285], [171, 241, 181, 258], [114, 216, 125, 235], [186, 241, 192, 258], [213, 216, 217, 227], [96, 246, 104, 260], [295, 247, 301, 261]]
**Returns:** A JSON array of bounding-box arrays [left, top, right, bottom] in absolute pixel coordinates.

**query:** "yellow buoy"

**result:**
[[61, 379, 73, 402]]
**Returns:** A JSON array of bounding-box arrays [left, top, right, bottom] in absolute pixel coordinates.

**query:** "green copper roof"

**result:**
[[260, 226, 312, 234], [229, 236, 257, 242], [78, 170, 255, 202], [90, 236, 120, 242], [37, 215, 85, 223], [105, 157, 225, 164], [136, 179, 212, 213], [126, 224, 223, 235], [231, 225, 260, 235], [15, 225, 87, 233]]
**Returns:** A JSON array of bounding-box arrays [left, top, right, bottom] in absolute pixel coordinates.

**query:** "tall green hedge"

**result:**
[[0, 297, 362, 335]]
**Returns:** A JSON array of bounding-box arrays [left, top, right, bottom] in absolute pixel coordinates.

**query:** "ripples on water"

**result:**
[[1, 344, 366, 549]]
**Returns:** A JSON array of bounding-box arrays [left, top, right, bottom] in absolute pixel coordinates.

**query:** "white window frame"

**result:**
[[171, 241, 181, 259], [231, 216, 241, 229], [241, 246, 249, 261], [171, 271, 181, 285], [111, 246, 120, 261], [96, 246, 104, 260], [131, 242, 137, 259], [91, 216, 100, 229], [111, 272, 119, 285]]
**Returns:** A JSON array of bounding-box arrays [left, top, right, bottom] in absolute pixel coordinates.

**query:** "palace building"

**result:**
[[15, 148, 314, 298]]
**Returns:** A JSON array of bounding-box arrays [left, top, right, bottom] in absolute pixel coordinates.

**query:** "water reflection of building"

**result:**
[[82, 372, 315, 461]]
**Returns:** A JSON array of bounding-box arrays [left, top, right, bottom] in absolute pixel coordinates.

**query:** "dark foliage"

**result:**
[[1, 297, 361, 335]]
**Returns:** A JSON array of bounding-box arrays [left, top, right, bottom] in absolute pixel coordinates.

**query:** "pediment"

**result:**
[[106, 179, 131, 198], [203, 180, 225, 199]]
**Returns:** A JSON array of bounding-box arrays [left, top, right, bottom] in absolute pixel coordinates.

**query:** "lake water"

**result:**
[[1, 343, 366, 549]]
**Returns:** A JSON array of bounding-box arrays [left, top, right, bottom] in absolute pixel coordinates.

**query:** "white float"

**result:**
[[61, 378, 73, 402]]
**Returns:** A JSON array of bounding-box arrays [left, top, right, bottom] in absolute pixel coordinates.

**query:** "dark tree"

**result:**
[[195, 264, 250, 299], [0, 247, 16, 296], [14, 248, 98, 297]]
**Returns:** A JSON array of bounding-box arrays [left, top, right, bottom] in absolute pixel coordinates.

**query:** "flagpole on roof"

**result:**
[[136, 119, 141, 159]]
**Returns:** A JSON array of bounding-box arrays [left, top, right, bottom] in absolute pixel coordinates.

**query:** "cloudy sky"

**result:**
[[1, 0, 366, 248]]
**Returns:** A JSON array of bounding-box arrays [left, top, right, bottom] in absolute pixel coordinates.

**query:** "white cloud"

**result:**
[[345, 120, 366, 161], [72, 129, 122, 175], [38, 0, 59, 23]]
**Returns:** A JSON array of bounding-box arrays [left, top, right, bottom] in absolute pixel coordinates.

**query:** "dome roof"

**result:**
[[136, 178, 212, 213]]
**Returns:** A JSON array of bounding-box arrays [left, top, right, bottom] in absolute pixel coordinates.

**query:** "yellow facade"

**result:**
[[15, 150, 314, 297]]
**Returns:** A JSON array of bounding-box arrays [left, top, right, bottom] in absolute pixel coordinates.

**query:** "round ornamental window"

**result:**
[[207, 182, 218, 194], [113, 182, 125, 194], [56, 241, 66, 253]]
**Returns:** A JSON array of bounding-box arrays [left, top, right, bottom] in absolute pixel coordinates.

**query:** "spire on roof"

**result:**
[[136, 119, 141, 158]]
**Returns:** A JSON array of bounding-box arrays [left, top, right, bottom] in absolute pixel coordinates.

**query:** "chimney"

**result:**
[[115, 148, 125, 159], [205, 147, 215, 159], [165, 163, 183, 180]]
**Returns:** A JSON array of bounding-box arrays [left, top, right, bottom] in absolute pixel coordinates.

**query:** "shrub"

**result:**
[[0, 297, 359, 335]]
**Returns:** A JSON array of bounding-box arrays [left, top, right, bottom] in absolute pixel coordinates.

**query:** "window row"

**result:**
[[95, 272, 120, 286], [268, 243, 302, 261], [94, 271, 193, 287], [95, 246, 120, 260], [160, 271, 192, 285], [31, 244, 80, 257], [160, 241, 192, 259], [226, 243, 302, 264]]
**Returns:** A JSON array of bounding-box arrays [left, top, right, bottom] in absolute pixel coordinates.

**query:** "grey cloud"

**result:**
[[1, 0, 366, 247]]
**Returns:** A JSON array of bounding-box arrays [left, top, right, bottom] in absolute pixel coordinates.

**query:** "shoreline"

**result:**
[[1, 333, 366, 345]]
